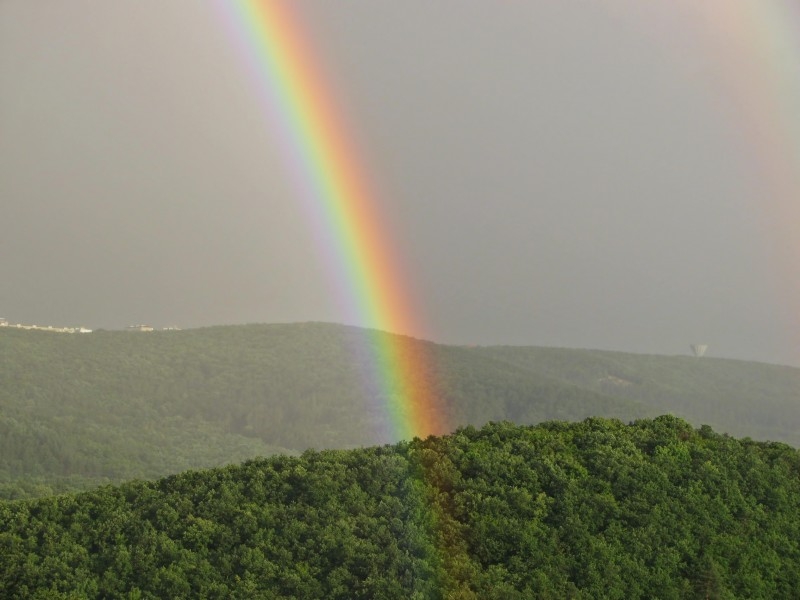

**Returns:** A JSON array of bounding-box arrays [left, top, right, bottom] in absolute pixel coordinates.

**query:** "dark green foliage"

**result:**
[[2, 419, 800, 598], [0, 446, 440, 599], [3, 323, 800, 499]]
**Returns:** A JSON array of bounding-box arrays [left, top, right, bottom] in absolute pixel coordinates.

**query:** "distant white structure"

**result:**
[[690, 344, 708, 357], [127, 324, 154, 332], [0, 318, 91, 333]]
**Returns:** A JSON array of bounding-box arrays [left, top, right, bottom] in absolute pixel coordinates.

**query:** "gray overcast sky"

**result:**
[[1, 1, 798, 365]]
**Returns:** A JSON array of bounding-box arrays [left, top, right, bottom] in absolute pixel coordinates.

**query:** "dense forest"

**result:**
[[2, 323, 799, 499], [2, 417, 799, 598]]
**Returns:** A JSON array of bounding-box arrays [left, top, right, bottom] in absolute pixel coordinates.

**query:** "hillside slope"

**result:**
[[474, 345, 800, 444], [2, 418, 799, 598], [2, 322, 798, 498]]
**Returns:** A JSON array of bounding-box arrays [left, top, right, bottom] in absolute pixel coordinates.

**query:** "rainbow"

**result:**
[[212, 0, 446, 441], [693, 0, 800, 340], [609, 0, 800, 354]]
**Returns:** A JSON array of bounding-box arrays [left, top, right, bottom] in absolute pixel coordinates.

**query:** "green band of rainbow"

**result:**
[[214, 0, 446, 441]]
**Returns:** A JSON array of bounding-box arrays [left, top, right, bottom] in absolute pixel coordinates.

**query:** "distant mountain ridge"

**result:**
[[471, 344, 800, 444], [1, 322, 798, 498]]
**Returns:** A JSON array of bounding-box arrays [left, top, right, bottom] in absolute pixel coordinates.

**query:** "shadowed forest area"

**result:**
[[2, 323, 799, 499]]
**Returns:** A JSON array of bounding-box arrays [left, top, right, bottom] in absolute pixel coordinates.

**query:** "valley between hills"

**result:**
[[2, 322, 798, 500]]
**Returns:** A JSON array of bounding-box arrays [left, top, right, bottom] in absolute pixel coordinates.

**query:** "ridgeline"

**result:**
[[1, 322, 799, 498], [2, 418, 799, 598]]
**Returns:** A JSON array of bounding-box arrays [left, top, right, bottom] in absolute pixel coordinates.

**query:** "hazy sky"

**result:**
[[2, 1, 798, 365]]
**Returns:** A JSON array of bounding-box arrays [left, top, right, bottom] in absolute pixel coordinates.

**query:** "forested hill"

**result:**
[[2, 418, 799, 598], [2, 322, 799, 498], [470, 344, 800, 445]]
